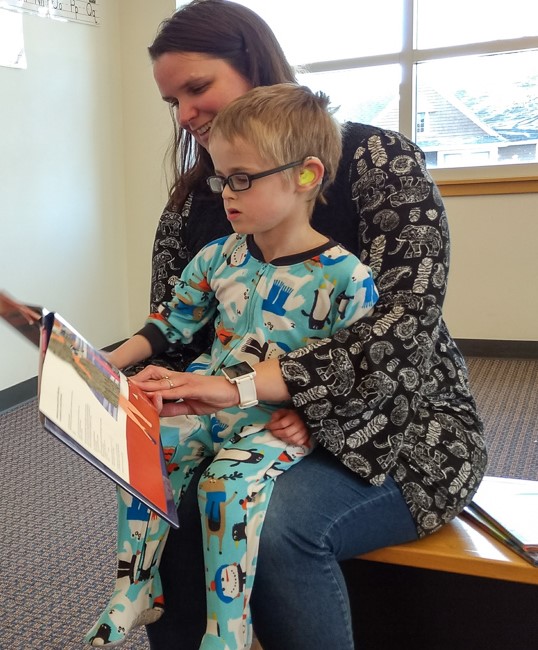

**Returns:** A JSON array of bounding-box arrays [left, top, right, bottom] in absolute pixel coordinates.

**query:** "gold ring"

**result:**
[[163, 376, 174, 389]]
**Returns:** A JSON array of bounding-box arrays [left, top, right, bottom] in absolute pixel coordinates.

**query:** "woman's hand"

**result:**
[[130, 364, 239, 417], [267, 408, 310, 446]]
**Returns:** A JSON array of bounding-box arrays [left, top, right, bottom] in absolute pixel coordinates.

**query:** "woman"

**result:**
[[130, 2, 487, 649]]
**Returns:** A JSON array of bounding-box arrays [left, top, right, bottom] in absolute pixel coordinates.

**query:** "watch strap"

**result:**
[[234, 373, 258, 409]]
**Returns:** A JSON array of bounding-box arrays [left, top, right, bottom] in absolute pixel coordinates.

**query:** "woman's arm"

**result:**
[[132, 358, 308, 445], [131, 357, 289, 416], [278, 125, 480, 484]]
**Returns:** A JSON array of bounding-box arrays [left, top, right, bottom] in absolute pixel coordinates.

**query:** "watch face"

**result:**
[[223, 361, 255, 380]]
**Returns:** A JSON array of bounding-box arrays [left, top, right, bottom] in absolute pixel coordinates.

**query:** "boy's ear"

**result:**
[[297, 157, 324, 190]]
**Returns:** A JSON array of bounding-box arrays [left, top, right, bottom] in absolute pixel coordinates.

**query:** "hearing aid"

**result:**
[[299, 168, 316, 185]]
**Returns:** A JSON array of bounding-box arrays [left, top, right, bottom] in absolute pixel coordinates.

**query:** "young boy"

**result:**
[[86, 84, 378, 650]]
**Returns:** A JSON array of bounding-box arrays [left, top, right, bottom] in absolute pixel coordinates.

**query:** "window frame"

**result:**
[[288, 1, 538, 195]]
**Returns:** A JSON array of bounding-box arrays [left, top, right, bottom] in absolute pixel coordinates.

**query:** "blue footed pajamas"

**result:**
[[86, 233, 378, 649], [86, 403, 312, 650]]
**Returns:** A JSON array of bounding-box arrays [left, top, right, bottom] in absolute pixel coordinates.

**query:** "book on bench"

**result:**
[[0, 291, 179, 529], [462, 476, 538, 567]]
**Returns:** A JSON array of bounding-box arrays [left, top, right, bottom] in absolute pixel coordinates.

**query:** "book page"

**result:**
[[2, 298, 176, 526], [472, 476, 538, 549], [38, 319, 130, 482]]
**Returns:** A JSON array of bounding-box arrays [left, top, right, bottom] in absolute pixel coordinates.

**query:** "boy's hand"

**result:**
[[267, 408, 310, 446]]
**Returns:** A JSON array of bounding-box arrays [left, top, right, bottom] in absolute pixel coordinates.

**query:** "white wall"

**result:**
[[444, 192, 538, 341], [119, 0, 174, 329], [0, 0, 536, 393], [0, 0, 173, 391]]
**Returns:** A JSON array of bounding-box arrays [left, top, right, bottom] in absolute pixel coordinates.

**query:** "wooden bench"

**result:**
[[349, 512, 538, 648], [359, 514, 538, 585], [254, 513, 537, 649]]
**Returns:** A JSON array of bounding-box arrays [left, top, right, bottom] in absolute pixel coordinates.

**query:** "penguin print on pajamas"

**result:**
[[232, 515, 247, 544], [212, 447, 265, 467], [301, 283, 335, 330]]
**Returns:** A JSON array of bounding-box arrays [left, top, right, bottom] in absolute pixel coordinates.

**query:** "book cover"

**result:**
[[461, 506, 538, 568], [469, 476, 538, 552], [0, 291, 178, 528]]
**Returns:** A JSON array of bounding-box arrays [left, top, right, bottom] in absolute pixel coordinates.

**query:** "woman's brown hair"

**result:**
[[148, 0, 297, 210]]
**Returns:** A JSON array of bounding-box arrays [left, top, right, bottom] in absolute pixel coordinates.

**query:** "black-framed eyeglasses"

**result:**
[[206, 160, 303, 194]]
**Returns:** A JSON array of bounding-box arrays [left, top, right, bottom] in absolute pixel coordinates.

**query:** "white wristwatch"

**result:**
[[222, 361, 258, 409]]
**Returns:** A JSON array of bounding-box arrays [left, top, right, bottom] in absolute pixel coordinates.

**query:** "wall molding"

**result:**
[[438, 176, 538, 197], [0, 377, 38, 413], [455, 339, 538, 359]]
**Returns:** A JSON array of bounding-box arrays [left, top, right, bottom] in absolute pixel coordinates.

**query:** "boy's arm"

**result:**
[[144, 241, 221, 348], [267, 407, 310, 446], [108, 240, 224, 371], [106, 334, 153, 370]]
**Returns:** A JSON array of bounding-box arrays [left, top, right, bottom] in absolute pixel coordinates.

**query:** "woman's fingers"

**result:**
[[132, 369, 238, 412], [131, 366, 190, 396]]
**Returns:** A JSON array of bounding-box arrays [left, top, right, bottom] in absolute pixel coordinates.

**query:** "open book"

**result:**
[[0, 291, 178, 528], [462, 476, 538, 567]]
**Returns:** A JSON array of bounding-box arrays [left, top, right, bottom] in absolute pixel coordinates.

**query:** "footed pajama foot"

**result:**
[[85, 576, 164, 647]]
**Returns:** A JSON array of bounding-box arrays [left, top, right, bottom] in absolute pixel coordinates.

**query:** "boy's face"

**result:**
[[208, 135, 303, 236]]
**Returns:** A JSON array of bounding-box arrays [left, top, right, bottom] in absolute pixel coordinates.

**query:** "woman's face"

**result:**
[[153, 52, 252, 149]]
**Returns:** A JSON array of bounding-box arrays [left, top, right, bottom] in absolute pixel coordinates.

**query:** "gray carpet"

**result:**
[[1, 400, 150, 650], [465, 357, 538, 478], [1, 356, 537, 649]]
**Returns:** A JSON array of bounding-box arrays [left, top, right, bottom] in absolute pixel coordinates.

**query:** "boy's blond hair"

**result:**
[[209, 83, 342, 204]]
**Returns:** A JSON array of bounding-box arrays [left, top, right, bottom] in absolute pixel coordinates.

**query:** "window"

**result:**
[[175, 0, 538, 186], [232, 0, 538, 179]]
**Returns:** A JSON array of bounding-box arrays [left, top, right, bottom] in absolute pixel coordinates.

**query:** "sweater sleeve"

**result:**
[[279, 126, 477, 485]]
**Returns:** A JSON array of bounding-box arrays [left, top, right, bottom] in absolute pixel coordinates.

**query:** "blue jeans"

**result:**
[[146, 447, 418, 650]]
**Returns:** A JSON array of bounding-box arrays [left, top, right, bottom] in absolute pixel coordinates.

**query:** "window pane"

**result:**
[[236, 1, 403, 64], [297, 66, 400, 129], [417, 0, 538, 49], [415, 51, 538, 168]]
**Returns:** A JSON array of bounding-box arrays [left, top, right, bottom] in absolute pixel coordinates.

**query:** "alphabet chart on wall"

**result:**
[[1, 0, 100, 26]]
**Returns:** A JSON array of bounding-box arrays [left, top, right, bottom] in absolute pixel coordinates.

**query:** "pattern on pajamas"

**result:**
[[86, 409, 311, 649], [86, 233, 378, 648]]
